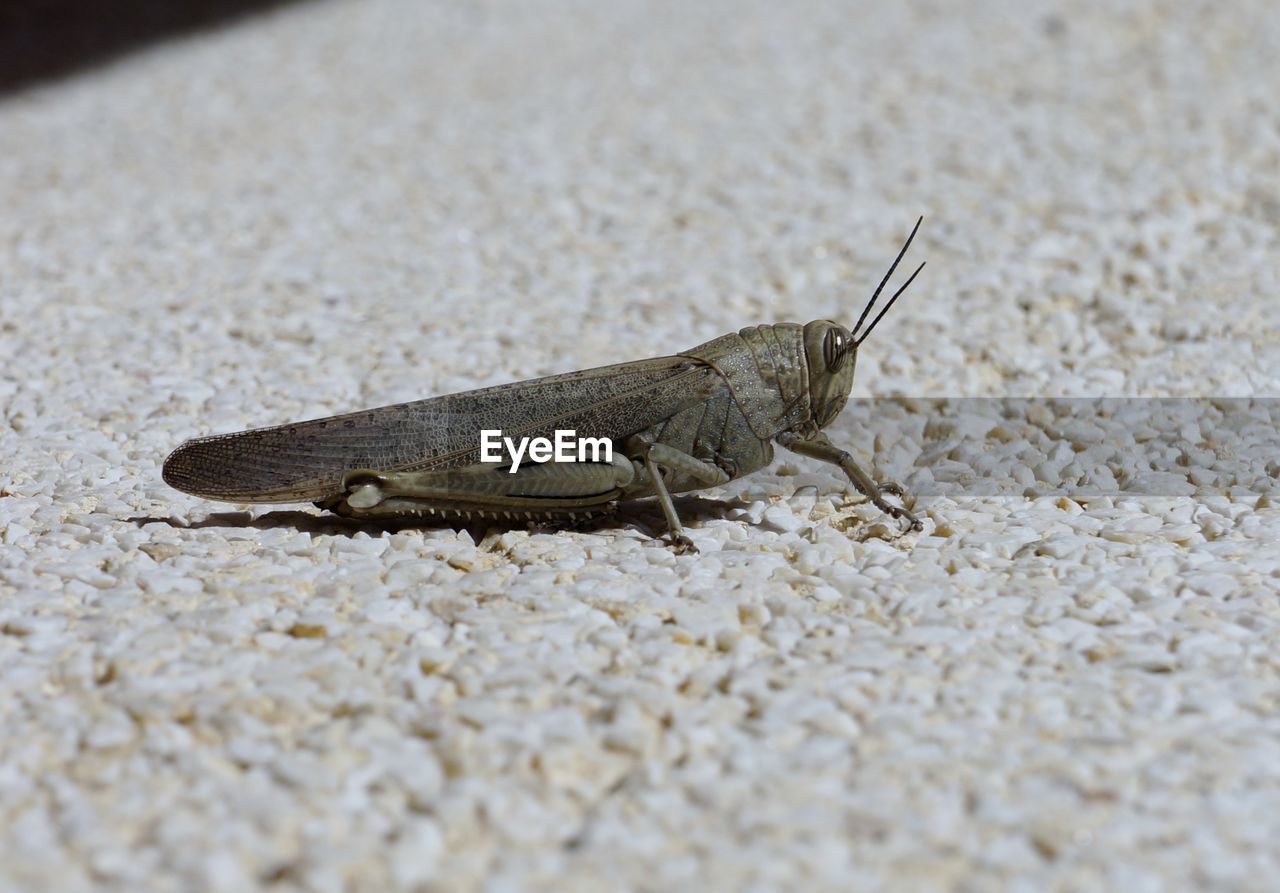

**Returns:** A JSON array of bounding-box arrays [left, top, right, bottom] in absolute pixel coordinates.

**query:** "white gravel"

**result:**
[[3, 0, 1280, 890]]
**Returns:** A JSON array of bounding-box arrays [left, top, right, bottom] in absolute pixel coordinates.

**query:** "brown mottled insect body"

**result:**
[[164, 220, 927, 551]]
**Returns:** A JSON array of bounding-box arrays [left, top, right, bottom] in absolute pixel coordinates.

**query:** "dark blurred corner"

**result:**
[[0, 0, 314, 96]]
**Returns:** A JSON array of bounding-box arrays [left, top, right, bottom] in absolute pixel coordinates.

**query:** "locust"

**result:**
[[163, 219, 928, 552]]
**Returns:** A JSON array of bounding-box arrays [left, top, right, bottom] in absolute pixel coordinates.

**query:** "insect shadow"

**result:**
[[127, 493, 750, 544]]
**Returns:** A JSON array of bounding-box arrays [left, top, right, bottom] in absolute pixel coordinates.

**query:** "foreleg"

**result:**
[[776, 432, 922, 531]]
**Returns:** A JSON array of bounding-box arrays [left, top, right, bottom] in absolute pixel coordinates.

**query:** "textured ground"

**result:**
[[2, 0, 1279, 890]]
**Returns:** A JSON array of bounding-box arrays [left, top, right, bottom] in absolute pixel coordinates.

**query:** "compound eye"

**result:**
[[823, 328, 850, 371]]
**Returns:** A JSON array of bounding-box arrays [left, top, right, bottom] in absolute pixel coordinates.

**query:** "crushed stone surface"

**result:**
[[2, 0, 1279, 889]]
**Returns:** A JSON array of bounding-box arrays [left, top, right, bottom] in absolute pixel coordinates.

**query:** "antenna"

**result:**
[[856, 260, 925, 346], [851, 215, 924, 341]]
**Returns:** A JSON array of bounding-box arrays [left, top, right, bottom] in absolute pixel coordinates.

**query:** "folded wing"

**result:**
[[163, 356, 721, 503]]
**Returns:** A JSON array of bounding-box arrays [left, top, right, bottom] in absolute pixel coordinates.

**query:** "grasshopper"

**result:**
[[163, 219, 927, 552]]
